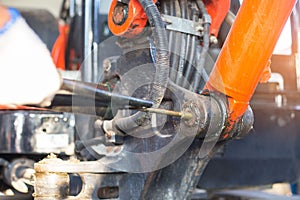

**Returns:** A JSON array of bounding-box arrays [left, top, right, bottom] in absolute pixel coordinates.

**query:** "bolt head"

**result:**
[[112, 4, 128, 25]]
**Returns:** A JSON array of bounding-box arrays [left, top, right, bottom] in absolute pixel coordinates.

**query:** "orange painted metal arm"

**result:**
[[204, 0, 296, 128], [204, 0, 230, 37], [51, 23, 69, 70], [108, 0, 157, 37]]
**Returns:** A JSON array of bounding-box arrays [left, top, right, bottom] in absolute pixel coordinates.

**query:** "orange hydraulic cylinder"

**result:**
[[205, 0, 230, 37], [205, 0, 296, 127]]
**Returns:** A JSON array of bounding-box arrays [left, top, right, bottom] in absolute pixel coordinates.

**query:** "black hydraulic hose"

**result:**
[[162, 0, 175, 61], [170, 0, 182, 82], [164, 0, 174, 53], [225, 10, 236, 26], [139, 0, 170, 107], [161, 0, 174, 68], [114, 0, 170, 132], [175, 0, 188, 86], [192, 0, 211, 93], [183, 7, 198, 89], [181, 0, 192, 88], [182, 1, 191, 84]]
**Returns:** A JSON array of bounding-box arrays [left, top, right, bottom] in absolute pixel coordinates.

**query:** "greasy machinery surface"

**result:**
[[1, 0, 300, 199]]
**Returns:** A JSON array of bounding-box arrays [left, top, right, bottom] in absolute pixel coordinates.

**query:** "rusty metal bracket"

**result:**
[[162, 14, 203, 37]]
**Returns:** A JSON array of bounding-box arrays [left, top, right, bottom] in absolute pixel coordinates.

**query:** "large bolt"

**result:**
[[182, 101, 201, 127], [112, 3, 128, 25]]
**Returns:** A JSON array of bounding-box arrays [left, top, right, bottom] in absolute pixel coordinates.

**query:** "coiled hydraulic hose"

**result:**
[[114, 0, 170, 132], [139, 0, 170, 107]]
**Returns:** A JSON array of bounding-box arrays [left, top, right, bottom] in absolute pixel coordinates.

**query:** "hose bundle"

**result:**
[[114, 0, 170, 132], [161, 0, 211, 93], [113, 0, 211, 132]]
